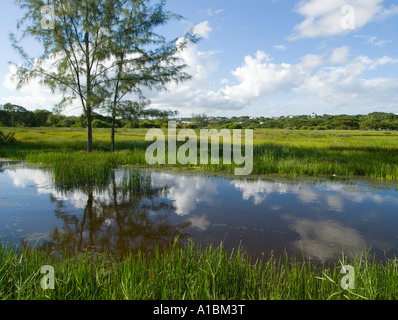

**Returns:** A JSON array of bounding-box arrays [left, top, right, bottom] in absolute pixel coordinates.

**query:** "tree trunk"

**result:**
[[84, 30, 93, 153], [87, 109, 93, 153], [111, 113, 116, 152]]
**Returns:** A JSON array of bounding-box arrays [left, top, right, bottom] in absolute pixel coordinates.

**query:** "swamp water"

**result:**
[[1, 160, 398, 262]]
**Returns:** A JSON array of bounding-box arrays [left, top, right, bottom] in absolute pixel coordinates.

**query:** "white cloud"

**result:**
[[290, 0, 384, 39], [2, 54, 99, 115], [191, 21, 213, 39], [147, 43, 398, 116], [273, 44, 287, 51], [295, 53, 398, 106], [369, 56, 398, 70], [367, 36, 392, 47], [374, 4, 398, 21], [330, 46, 350, 64], [222, 48, 398, 113], [206, 9, 224, 16], [147, 40, 221, 114], [2, 63, 72, 113], [355, 35, 392, 47], [300, 53, 325, 70]]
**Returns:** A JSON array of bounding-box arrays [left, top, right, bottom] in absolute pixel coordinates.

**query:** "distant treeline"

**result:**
[[1, 102, 398, 130], [0, 103, 171, 129], [179, 112, 398, 131]]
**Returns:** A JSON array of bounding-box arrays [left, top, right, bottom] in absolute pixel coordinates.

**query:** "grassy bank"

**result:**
[[1, 239, 398, 300], [1, 127, 398, 181]]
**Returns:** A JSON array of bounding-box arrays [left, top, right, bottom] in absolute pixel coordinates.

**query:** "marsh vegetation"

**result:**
[[1, 127, 398, 180]]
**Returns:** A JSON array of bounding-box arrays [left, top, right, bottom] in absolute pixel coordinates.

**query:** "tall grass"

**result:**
[[1, 127, 398, 180], [1, 239, 398, 300]]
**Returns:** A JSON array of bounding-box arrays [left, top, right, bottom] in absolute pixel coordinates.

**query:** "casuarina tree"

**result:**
[[10, 0, 196, 152], [102, 0, 197, 151]]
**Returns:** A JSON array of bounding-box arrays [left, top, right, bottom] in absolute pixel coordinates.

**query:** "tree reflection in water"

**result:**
[[35, 168, 191, 256]]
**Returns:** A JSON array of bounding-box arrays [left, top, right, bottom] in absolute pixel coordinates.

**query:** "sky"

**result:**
[[1, 0, 398, 118]]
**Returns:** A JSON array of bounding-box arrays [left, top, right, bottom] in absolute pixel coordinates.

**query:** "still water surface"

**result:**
[[1, 160, 398, 262]]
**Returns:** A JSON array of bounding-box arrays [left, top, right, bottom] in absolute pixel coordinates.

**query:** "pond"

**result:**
[[1, 160, 398, 262]]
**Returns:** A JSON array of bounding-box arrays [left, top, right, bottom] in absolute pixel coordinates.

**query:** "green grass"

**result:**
[[1, 127, 398, 181], [1, 239, 398, 300]]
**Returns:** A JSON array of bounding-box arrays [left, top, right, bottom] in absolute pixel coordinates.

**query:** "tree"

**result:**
[[33, 109, 52, 126], [2, 103, 28, 113], [0, 103, 32, 126], [102, 0, 196, 151], [191, 113, 209, 128], [11, 0, 121, 151], [11, 0, 195, 152]]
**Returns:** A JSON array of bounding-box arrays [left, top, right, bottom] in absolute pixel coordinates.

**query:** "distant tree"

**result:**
[[33, 109, 51, 127], [46, 113, 64, 127], [191, 113, 209, 128], [333, 115, 360, 130], [2, 103, 28, 113], [92, 119, 111, 128], [60, 116, 78, 127], [0, 103, 32, 126]]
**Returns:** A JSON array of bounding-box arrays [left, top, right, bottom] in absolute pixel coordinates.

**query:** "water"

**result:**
[[1, 160, 398, 262]]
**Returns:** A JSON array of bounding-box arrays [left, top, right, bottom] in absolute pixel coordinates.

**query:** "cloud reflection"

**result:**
[[6, 168, 142, 211], [188, 214, 211, 231], [6, 168, 220, 217], [232, 180, 289, 205], [230, 179, 398, 212], [151, 173, 218, 216], [282, 215, 367, 261]]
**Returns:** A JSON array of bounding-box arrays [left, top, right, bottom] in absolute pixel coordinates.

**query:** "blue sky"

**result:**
[[1, 0, 398, 117]]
